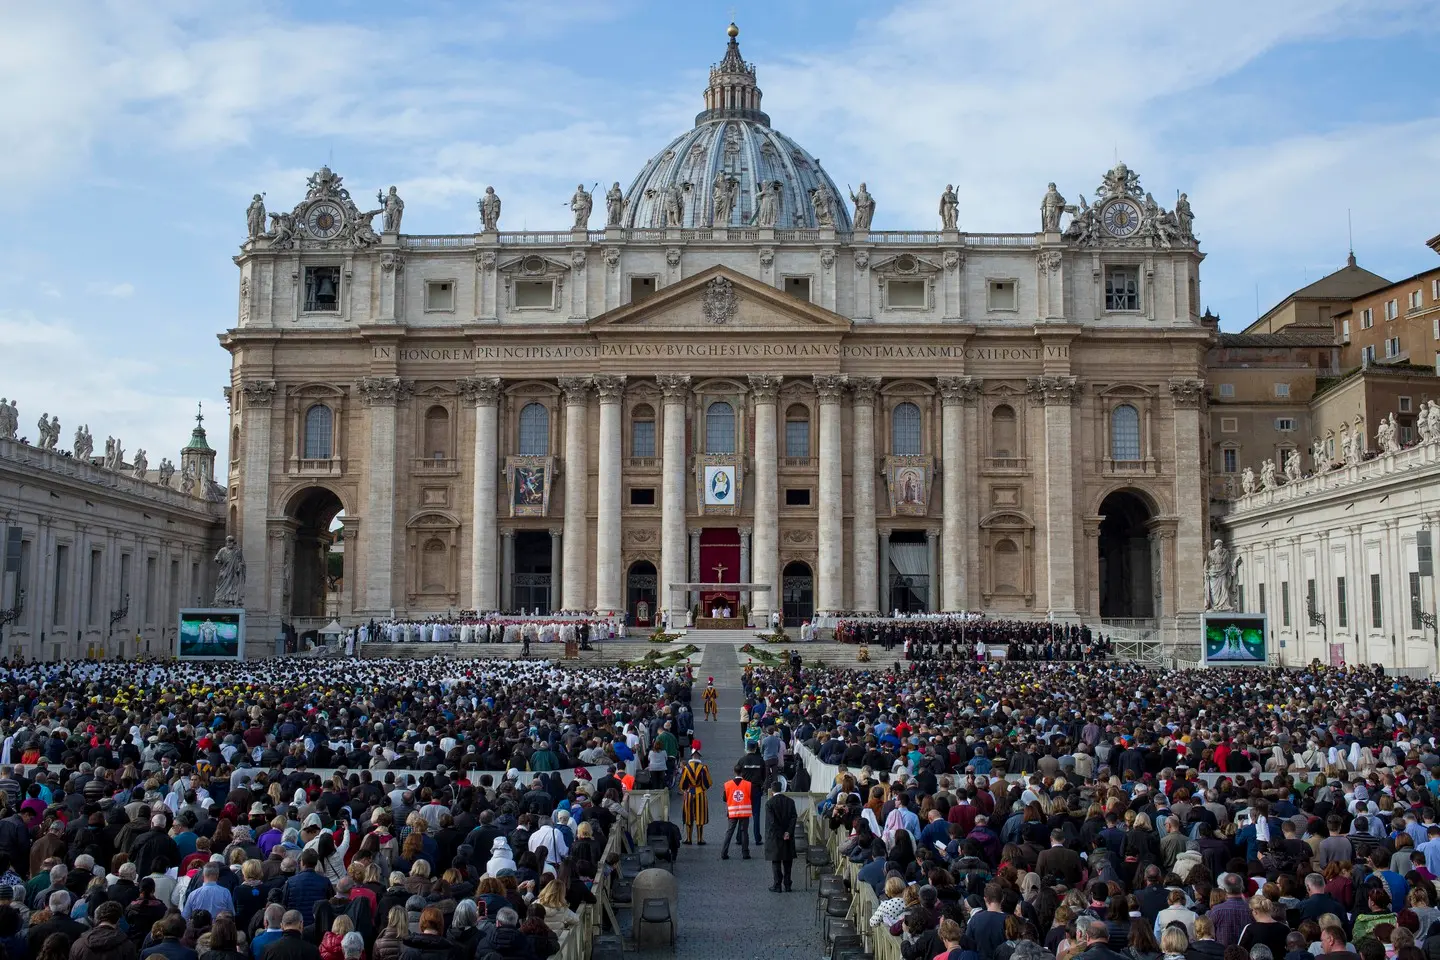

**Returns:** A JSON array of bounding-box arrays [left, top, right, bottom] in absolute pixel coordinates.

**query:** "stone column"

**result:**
[[657, 375, 691, 621], [938, 376, 979, 611], [1168, 378, 1208, 617], [1028, 375, 1080, 618], [926, 530, 940, 612], [340, 518, 362, 617], [239, 380, 276, 619], [815, 375, 848, 616], [593, 375, 626, 616], [878, 530, 891, 614], [739, 526, 752, 620], [850, 378, 881, 613], [558, 377, 592, 612], [500, 531, 514, 611], [460, 377, 502, 611], [749, 375, 781, 627], [549, 528, 562, 612], [689, 529, 701, 583], [358, 376, 410, 613]]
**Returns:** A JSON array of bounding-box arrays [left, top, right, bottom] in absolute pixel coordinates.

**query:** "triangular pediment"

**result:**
[[589, 265, 851, 333]]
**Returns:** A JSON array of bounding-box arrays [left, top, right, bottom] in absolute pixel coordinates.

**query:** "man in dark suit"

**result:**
[[763, 780, 798, 893], [1035, 828, 1083, 887]]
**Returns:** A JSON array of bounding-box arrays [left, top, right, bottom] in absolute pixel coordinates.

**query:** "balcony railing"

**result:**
[[296, 458, 341, 476], [782, 456, 816, 468], [626, 456, 659, 469], [413, 457, 459, 474]]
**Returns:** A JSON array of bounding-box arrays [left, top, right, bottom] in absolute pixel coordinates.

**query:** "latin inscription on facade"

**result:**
[[373, 344, 1044, 363]]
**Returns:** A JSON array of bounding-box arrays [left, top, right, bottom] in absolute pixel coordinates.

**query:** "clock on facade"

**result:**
[[1101, 198, 1142, 238], [305, 201, 345, 239]]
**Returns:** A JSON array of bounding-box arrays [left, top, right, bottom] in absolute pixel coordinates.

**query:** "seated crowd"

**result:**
[[834, 617, 1112, 662], [0, 655, 695, 960], [744, 659, 1440, 960]]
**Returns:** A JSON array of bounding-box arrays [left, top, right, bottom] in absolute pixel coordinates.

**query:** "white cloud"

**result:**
[[86, 281, 135, 299]]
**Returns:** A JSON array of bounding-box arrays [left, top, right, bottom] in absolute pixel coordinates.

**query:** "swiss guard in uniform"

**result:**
[[679, 743, 712, 844]]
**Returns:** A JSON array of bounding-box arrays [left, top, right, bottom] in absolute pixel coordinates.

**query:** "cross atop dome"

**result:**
[[697, 22, 769, 127]]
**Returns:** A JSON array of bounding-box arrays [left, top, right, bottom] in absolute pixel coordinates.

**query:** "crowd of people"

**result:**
[[832, 616, 1113, 662], [736, 656, 1440, 960], [0, 655, 701, 960], [359, 616, 622, 647]]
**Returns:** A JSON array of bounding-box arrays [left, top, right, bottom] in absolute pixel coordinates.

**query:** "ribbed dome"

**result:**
[[621, 26, 852, 232]]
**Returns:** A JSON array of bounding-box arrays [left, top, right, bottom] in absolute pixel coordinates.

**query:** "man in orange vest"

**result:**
[[719, 764, 752, 860]]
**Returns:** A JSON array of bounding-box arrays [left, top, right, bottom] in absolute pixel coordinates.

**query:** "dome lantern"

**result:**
[[696, 23, 769, 127]]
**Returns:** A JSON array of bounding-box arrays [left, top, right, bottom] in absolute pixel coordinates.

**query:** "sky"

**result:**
[[2, 0, 1437, 466]]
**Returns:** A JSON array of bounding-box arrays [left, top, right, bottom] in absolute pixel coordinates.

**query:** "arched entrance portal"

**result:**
[[626, 561, 657, 627], [1098, 491, 1156, 620], [288, 487, 344, 618], [782, 560, 814, 628]]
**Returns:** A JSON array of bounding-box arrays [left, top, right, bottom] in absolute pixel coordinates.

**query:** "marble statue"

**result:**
[[158, 457, 175, 487], [810, 183, 835, 228], [1205, 539, 1236, 611], [213, 536, 246, 607], [1383, 412, 1402, 454], [73, 424, 92, 460], [569, 184, 592, 229], [1284, 449, 1303, 483], [110, 439, 124, 470], [938, 184, 959, 231], [1420, 405, 1434, 444], [1344, 430, 1364, 466], [1260, 459, 1277, 491], [37, 414, 58, 450], [605, 182, 624, 227], [479, 186, 502, 232], [103, 437, 114, 468], [1063, 194, 1099, 244], [1240, 466, 1256, 495], [378, 186, 404, 233], [1377, 417, 1392, 455], [132, 449, 148, 479], [1174, 193, 1194, 239], [753, 180, 781, 227], [1040, 182, 1066, 233], [1428, 401, 1440, 443], [849, 183, 874, 231], [246, 193, 267, 240], [346, 208, 381, 246], [710, 171, 738, 227], [0, 399, 14, 440], [180, 461, 197, 495], [267, 211, 296, 249], [1311, 436, 1330, 474], [662, 181, 688, 227]]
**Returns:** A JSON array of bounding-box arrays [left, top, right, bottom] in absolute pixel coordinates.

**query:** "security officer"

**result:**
[[720, 764, 752, 860], [737, 740, 767, 845]]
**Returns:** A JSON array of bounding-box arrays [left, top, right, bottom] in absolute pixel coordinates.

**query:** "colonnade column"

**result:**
[[593, 375, 626, 616], [926, 530, 939, 612], [739, 526, 752, 618], [938, 376, 979, 611], [1029, 375, 1079, 618], [460, 377, 502, 611], [749, 375, 781, 628], [358, 376, 410, 613], [814, 375, 847, 616], [850, 378, 880, 613], [657, 375, 691, 621], [1169, 378, 1208, 617], [500, 531, 514, 611], [549, 528, 562, 611], [238, 380, 276, 616], [558, 377, 591, 611]]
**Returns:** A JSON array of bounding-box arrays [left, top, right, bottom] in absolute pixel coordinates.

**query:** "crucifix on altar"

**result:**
[[710, 561, 732, 618]]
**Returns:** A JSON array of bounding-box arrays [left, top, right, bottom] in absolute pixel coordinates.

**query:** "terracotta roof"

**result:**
[[1219, 331, 1336, 348], [1284, 257, 1391, 302]]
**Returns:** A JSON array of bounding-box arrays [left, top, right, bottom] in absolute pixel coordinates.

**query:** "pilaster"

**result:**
[[459, 376, 502, 611], [558, 376, 592, 611], [1028, 374, 1080, 618], [938, 376, 980, 610], [749, 374, 782, 626], [814, 374, 847, 616]]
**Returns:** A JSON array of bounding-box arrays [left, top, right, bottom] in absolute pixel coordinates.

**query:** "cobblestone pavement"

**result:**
[[634, 644, 825, 960]]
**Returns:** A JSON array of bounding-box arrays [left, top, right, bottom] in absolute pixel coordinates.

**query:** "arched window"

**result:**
[[421, 538, 447, 592], [631, 404, 655, 458], [424, 406, 449, 459], [518, 403, 549, 455], [706, 401, 736, 454], [990, 404, 1017, 458], [303, 404, 333, 459], [891, 402, 921, 456], [1110, 404, 1140, 461], [993, 539, 1021, 593], [784, 404, 810, 458]]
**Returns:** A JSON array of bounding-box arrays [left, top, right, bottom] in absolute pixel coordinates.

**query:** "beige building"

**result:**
[[222, 26, 1211, 647]]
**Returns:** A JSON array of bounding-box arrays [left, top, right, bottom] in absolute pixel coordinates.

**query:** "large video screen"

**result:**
[[1202, 614, 1267, 666], [177, 609, 245, 660]]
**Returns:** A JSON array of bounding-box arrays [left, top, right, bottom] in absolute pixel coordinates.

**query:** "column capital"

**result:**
[[937, 376, 981, 406], [849, 376, 882, 405], [1168, 377, 1207, 408], [656, 374, 691, 400], [813, 374, 848, 402], [739, 525, 753, 539], [241, 379, 277, 408], [501, 529, 515, 540], [925, 529, 939, 542], [357, 376, 413, 406], [548, 526, 564, 537], [593, 374, 627, 402], [748, 374, 783, 404], [457, 376, 502, 405], [557, 376, 593, 404], [1025, 375, 1080, 405]]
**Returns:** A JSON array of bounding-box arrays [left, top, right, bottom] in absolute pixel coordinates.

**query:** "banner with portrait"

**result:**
[[506, 456, 553, 517], [697, 456, 743, 515], [885, 456, 931, 516]]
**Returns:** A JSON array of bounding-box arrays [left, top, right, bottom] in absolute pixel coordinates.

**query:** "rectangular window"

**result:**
[[303, 266, 341, 312], [87, 549, 102, 627], [783, 276, 811, 302], [1434, 278, 1440, 300], [1222, 448, 1237, 473], [1258, 582, 1266, 615], [1433, 317, 1439, 340], [1218, 384, 1235, 398], [168, 560, 180, 623], [631, 419, 655, 458], [1220, 417, 1238, 433], [784, 419, 810, 458], [1371, 573, 1383, 628], [1386, 337, 1401, 358], [1420, 530, 1433, 576], [515, 280, 555, 308], [1274, 418, 1295, 432], [1362, 344, 1376, 364], [1274, 383, 1290, 398], [424, 281, 455, 312], [1281, 581, 1291, 627], [1435, 351, 1440, 375], [190, 562, 200, 606], [1411, 571, 1424, 630], [118, 554, 132, 621], [1403, 424, 1415, 445], [1104, 266, 1140, 311], [888, 280, 926, 308], [1341, 318, 1351, 342], [1411, 290, 1424, 311], [144, 557, 157, 625], [1237, 583, 1245, 611], [628, 487, 655, 506], [52, 544, 69, 626], [629, 276, 656, 303], [1401, 396, 1413, 412], [1336, 575, 1348, 628], [784, 488, 812, 506], [1361, 307, 1373, 328], [1386, 299, 1399, 321], [987, 280, 1017, 311]]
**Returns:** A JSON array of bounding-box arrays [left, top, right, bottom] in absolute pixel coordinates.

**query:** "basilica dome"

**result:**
[[621, 25, 852, 232]]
